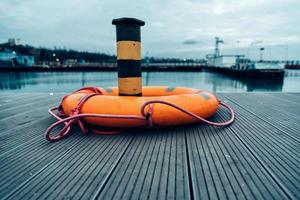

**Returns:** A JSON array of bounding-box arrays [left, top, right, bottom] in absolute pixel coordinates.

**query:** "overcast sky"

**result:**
[[0, 0, 299, 60]]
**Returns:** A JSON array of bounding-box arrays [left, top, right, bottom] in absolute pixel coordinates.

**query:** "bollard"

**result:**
[[112, 17, 145, 96]]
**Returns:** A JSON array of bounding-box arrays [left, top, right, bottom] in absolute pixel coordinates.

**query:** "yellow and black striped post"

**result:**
[[112, 17, 145, 96]]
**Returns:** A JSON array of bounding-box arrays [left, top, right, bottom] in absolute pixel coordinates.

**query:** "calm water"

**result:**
[[0, 70, 300, 93]]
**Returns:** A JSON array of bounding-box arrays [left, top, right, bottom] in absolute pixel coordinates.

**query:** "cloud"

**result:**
[[183, 39, 199, 45], [0, 0, 299, 59]]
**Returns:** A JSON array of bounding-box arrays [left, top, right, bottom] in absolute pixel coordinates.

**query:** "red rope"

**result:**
[[140, 100, 235, 126], [45, 87, 235, 142]]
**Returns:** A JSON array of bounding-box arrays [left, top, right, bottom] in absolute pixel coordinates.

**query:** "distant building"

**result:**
[[254, 62, 285, 69], [16, 55, 35, 66], [8, 38, 21, 46], [64, 59, 78, 65], [0, 50, 17, 61], [64, 59, 77, 66], [0, 49, 34, 67], [232, 58, 255, 70], [207, 55, 244, 68]]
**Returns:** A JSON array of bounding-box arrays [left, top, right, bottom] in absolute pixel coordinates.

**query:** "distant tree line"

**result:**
[[0, 42, 205, 64], [0, 42, 116, 64], [38, 48, 116, 63]]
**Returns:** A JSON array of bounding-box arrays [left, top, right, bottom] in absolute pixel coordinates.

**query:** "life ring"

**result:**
[[45, 86, 234, 142]]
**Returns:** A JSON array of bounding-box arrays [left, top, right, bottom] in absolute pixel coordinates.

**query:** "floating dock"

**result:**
[[0, 93, 299, 199], [285, 64, 300, 69], [203, 66, 285, 79]]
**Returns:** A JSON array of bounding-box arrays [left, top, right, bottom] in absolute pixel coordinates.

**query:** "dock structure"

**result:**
[[0, 93, 300, 199]]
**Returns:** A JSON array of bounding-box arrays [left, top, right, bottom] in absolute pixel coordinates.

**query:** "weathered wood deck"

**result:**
[[0, 93, 299, 199]]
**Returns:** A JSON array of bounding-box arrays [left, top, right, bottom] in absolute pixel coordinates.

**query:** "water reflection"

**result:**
[[0, 72, 117, 92], [144, 72, 285, 92], [0, 70, 299, 93]]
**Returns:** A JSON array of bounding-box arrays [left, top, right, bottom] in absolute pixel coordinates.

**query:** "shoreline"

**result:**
[[0, 65, 204, 72], [0, 65, 287, 79]]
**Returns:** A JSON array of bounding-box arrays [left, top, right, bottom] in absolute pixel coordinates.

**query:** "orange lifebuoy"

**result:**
[[61, 86, 219, 128]]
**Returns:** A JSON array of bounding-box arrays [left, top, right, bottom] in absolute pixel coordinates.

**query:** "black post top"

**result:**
[[112, 17, 145, 26]]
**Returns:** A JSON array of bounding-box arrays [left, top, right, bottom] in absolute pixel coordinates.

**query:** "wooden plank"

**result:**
[[96, 129, 190, 200], [0, 116, 56, 156], [0, 129, 84, 197], [1, 93, 299, 199], [219, 94, 300, 199], [0, 94, 60, 118], [0, 93, 44, 109], [5, 133, 134, 200], [268, 93, 300, 104], [0, 94, 62, 133], [221, 93, 300, 141], [185, 108, 288, 199]]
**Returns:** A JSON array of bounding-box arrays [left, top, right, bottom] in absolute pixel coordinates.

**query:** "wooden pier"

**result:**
[[0, 93, 299, 199]]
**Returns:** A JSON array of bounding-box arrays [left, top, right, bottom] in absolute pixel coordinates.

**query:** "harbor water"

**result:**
[[0, 70, 300, 93]]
